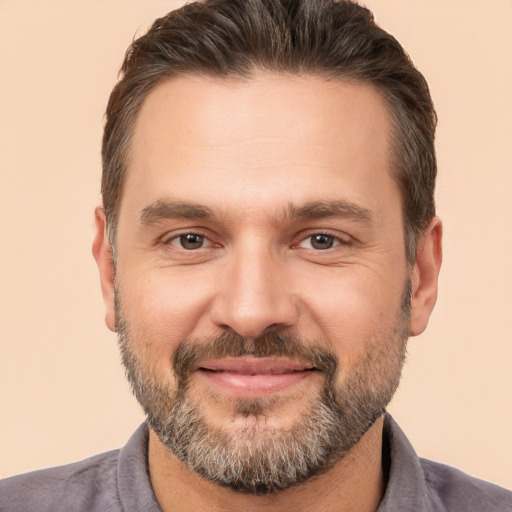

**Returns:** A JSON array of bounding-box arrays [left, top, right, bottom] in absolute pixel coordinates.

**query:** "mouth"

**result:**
[[196, 357, 318, 396]]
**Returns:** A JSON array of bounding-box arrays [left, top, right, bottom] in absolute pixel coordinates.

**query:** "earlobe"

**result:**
[[409, 217, 443, 336], [92, 206, 117, 332]]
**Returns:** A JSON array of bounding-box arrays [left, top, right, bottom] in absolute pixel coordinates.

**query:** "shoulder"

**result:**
[[420, 458, 512, 511], [381, 414, 511, 511], [0, 449, 122, 512]]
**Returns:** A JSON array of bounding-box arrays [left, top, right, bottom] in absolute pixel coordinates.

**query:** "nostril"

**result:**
[[209, 278, 299, 338]]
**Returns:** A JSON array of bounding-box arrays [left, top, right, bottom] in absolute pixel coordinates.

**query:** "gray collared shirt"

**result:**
[[1, 414, 510, 511]]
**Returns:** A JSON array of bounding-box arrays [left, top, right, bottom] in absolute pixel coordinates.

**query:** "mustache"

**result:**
[[172, 331, 339, 381]]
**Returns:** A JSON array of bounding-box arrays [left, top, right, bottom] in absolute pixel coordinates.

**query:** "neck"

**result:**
[[148, 415, 385, 512]]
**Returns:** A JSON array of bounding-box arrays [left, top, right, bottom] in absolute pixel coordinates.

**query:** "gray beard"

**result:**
[[115, 283, 410, 495]]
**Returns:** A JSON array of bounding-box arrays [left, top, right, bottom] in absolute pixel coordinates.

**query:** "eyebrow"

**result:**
[[139, 198, 374, 226], [285, 200, 374, 225], [140, 199, 213, 225]]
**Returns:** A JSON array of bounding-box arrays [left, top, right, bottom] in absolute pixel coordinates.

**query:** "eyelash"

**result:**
[[163, 231, 213, 250], [297, 232, 351, 251], [163, 231, 352, 252]]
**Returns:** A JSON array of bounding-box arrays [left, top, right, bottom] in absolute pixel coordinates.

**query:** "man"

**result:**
[[1, 0, 510, 510]]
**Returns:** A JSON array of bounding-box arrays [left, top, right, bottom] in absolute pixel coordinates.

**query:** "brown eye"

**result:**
[[310, 234, 335, 250], [178, 233, 205, 250]]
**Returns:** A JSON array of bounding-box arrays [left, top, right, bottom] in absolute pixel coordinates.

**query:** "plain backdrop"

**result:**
[[0, 0, 511, 489]]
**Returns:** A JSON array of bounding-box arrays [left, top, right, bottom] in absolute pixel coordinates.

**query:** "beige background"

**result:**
[[0, 0, 511, 489]]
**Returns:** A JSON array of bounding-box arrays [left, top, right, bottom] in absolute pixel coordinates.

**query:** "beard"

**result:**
[[115, 283, 410, 495]]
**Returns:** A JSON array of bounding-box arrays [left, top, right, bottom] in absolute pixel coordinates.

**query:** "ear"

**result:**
[[92, 206, 116, 332], [409, 217, 443, 336]]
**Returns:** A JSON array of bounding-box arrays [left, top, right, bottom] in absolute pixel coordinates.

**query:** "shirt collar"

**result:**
[[377, 413, 433, 512], [117, 422, 162, 511]]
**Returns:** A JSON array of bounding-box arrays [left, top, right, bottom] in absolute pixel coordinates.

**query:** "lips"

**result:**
[[200, 357, 314, 374], [196, 357, 317, 396]]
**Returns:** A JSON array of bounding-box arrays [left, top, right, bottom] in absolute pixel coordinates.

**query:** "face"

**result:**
[[94, 73, 440, 494]]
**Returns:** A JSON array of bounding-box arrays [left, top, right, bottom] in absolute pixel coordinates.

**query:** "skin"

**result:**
[[93, 73, 442, 512]]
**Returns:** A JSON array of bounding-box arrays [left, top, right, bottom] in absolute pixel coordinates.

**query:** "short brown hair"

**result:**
[[102, 0, 437, 263]]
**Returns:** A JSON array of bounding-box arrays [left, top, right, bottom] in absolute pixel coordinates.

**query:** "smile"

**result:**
[[196, 357, 317, 396]]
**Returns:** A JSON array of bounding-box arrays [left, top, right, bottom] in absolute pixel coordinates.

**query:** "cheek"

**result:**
[[118, 270, 215, 355], [300, 268, 406, 365]]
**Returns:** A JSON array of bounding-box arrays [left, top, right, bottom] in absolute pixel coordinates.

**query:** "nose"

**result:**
[[210, 242, 299, 338]]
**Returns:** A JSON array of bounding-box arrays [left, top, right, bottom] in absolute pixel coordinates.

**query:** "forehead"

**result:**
[[122, 73, 396, 219]]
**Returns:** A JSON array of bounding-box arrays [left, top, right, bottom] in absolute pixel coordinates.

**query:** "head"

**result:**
[[93, 0, 442, 496], [102, 0, 437, 264]]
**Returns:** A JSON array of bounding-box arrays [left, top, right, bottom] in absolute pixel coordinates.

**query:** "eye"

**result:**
[[299, 233, 342, 250], [169, 233, 208, 250]]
